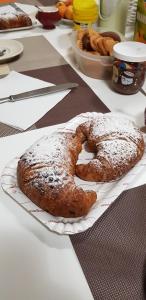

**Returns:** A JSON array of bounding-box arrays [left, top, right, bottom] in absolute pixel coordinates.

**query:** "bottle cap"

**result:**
[[113, 41, 146, 62], [73, 0, 98, 23]]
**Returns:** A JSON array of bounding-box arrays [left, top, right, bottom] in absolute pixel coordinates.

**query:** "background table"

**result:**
[[0, 2, 146, 300]]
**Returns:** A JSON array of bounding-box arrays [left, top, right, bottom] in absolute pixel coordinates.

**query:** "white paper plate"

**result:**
[[0, 39, 24, 63], [0, 19, 40, 33], [1, 113, 146, 235]]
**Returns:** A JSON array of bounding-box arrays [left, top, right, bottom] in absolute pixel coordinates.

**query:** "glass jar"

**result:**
[[112, 41, 146, 94]]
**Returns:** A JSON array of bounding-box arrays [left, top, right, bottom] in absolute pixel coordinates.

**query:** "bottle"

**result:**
[[134, 0, 146, 43], [73, 0, 98, 30], [99, 0, 130, 35]]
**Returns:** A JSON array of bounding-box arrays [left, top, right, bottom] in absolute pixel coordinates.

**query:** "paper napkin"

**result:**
[[0, 71, 70, 130]]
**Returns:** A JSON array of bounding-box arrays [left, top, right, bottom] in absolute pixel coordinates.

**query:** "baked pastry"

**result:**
[[17, 132, 96, 218], [76, 113, 144, 181], [0, 11, 32, 30], [76, 28, 118, 56], [17, 112, 144, 218]]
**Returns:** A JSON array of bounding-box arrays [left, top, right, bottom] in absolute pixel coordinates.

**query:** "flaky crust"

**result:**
[[17, 113, 144, 218], [76, 29, 118, 56], [0, 12, 32, 30], [76, 114, 144, 181], [17, 132, 96, 218]]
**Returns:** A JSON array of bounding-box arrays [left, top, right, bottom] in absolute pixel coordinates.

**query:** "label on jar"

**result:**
[[134, 0, 146, 43], [112, 61, 135, 86], [112, 59, 145, 94]]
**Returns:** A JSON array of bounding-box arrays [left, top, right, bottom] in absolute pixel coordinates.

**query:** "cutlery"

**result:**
[[35, 5, 43, 11], [0, 82, 78, 104]]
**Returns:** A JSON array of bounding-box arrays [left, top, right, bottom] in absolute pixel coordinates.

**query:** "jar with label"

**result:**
[[112, 41, 146, 94]]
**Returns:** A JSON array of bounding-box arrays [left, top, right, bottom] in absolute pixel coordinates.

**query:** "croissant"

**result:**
[[17, 132, 96, 218], [0, 12, 32, 30], [17, 113, 144, 218], [76, 113, 144, 181]]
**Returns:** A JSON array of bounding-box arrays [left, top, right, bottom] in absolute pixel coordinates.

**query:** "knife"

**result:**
[[0, 82, 78, 104]]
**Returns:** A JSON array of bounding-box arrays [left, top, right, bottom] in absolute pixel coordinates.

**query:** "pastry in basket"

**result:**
[[17, 112, 144, 218]]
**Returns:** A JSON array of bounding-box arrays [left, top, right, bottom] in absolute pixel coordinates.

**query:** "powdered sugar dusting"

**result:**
[[91, 113, 141, 144], [97, 139, 137, 166], [19, 112, 143, 188], [0, 5, 24, 20], [21, 133, 73, 188]]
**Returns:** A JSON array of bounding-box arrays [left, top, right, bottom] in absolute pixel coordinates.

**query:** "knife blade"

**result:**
[[0, 82, 78, 104]]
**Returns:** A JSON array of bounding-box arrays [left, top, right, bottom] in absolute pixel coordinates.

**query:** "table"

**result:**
[[0, 2, 146, 300]]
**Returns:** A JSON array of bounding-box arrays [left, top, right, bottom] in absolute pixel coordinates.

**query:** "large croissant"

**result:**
[[17, 132, 96, 218], [17, 113, 144, 218], [76, 113, 144, 181]]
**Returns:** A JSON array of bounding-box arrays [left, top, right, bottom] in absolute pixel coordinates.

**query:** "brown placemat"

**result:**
[[70, 184, 146, 300], [0, 36, 109, 137], [23, 64, 109, 127], [9, 35, 67, 72]]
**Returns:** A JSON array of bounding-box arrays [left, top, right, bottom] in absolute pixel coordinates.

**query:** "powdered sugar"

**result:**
[[21, 133, 73, 188], [19, 112, 143, 188], [0, 5, 24, 20], [97, 139, 137, 166], [91, 113, 141, 144]]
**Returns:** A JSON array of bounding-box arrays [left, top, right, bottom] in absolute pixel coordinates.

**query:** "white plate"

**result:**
[[1, 113, 146, 235], [0, 39, 23, 63], [0, 18, 41, 33]]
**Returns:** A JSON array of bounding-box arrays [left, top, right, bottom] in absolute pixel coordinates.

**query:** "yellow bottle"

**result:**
[[73, 0, 98, 30]]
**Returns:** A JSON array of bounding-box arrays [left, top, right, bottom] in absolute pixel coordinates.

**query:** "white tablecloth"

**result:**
[[0, 3, 145, 300]]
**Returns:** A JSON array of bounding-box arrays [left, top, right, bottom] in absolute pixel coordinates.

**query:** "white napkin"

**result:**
[[0, 71, 70, 130]]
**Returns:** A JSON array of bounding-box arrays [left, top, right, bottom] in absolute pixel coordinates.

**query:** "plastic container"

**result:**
[[73, 0, 98, 30], [71, 29, 122, 79], [112, 41, 146, 94]]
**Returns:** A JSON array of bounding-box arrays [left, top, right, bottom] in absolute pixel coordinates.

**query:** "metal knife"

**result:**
[[0, 82, 78, 104]]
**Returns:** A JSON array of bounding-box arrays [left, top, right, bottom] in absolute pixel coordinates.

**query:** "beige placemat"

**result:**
[[9, 35, 67, 72]]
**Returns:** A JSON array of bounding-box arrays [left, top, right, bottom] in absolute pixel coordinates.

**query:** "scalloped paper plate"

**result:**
[[1, 113, 146, 235]]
